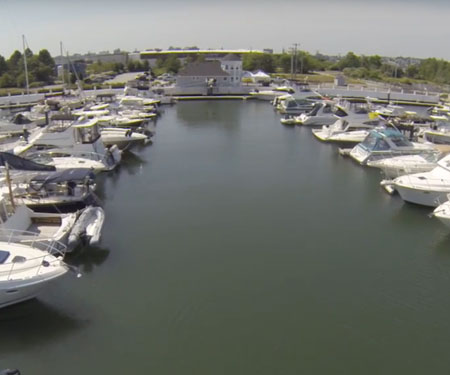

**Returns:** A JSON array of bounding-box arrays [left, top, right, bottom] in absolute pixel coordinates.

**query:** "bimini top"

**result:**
[[0, 152, 56, 171], [30, 168, 95, 186], [359, 128, 413, 151]]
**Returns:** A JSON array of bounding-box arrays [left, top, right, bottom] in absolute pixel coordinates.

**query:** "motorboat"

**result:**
[[24, 150, 109, 173], [100, 128, 150, 150], [421, 116, 450, 145], [432, 196, 450, 228], [367, 152, 441, 178], [0, 193, 77, 252], [0, 229, 69, 309], [276, 95, 315, 115], [349, 128, 435, 165], [68, 206, 105, 248], [296, 102, 348, 126], [280, 115, 302, 126], [23, 116, 122, 171], [249, 90, 287, 101], [312, 118, 374, 145], [380, 154, 450, 206]]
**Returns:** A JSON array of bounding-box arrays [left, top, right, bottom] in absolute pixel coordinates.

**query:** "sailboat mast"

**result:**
[[22, 35, 30, 95], [60, 41, 65, 89]]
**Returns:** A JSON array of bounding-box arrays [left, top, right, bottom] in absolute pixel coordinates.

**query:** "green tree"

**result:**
[[338, 52, 361, 70], [0, 55, 7, 76], [0, 73, 15, 88], [37, 49, 55, 67], [7, 50, 23, 73]]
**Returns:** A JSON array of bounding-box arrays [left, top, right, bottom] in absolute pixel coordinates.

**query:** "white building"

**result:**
[[220, 54, 243, 87]]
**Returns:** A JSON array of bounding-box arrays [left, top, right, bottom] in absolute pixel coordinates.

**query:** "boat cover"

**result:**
[[30, 168, 95, 185], [0, 152, 56, 171]]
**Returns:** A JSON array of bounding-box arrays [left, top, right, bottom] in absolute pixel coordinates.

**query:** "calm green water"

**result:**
[[2, 101, 450, 374]]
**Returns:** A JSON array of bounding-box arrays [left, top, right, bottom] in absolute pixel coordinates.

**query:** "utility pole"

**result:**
[[290, 47, 294, 81]]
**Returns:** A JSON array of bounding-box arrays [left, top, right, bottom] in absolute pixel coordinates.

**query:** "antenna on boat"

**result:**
[[22, 35, 30, 95]]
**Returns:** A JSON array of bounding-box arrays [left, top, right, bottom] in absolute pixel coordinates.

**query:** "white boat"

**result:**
[[249, 90, 286, 101], [296, 102, 348, 126], [349, 128, 435, 165], [100, 128, 150, 150], [276, 95, 315, 115], [380, 154, 450, 206], [280, 116, 302, 126], [68, 206, 105, 248], [432, 196, 450, 229], [24, 116, 122, 171], [0, 194, 77, 252], [421, 116, 450, 145], [0, 230, 69, 309], [367, 152, 441, 178], [2, 168, 97, 211], [25, 150, 109, 173], [312, 118, 374, 145]]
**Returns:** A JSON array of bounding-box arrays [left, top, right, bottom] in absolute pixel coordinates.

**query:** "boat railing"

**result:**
[[0, 229, 66, 281], [0, 228, 66, 257], [31, 150, 105, 162]]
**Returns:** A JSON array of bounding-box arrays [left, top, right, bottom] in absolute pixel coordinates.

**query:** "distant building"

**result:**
[[140, 48, 263, 68], [54, 51, 128, 66], [220, 54, 243, 87], [176, 61, 230, 92], [334, 74, 347, 86]]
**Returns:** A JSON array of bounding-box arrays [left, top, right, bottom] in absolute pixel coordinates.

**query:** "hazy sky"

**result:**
[[1, 0, 449, 59]]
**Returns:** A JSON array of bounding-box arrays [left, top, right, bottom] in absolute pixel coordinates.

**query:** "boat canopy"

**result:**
[[0, 152, 56, 171], [30, 168, 95, 186]]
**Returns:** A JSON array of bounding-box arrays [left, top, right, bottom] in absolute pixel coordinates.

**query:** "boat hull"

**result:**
[[0, 268, 68, 309], [395, 184, 450, 207]]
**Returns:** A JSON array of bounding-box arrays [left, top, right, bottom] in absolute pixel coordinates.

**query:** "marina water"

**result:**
[[2, 100, 450, 374]]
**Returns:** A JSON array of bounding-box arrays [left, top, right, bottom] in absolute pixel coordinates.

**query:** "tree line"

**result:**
[[242, 51, 450, 85], [1, 48, 450, 89], [0, 49, 55, 88]]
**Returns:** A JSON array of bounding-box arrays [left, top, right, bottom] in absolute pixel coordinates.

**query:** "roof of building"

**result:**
[[141, 49, 262, 56], [221, 54, 241, 62], [178, 61, 230, 77]]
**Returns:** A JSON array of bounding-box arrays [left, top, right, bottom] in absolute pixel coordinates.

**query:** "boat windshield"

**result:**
[[308, 103, 322, 116], [390, 136, 412, 147]]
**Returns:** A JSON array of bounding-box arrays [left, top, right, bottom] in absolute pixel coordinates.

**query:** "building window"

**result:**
[[225, 65, 228, 70]]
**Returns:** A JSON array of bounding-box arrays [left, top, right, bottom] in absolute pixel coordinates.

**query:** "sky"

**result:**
[[1, 0, 450, 60]]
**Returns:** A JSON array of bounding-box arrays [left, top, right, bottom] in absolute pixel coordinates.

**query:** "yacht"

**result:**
[[349, 128, 435, 165], [432, 196, 450, 229], [367, 152, 441, 178], [380, 154, 450, 207], [276, 96, 314, 115], [312, 118, 374, 145], [249, 90, 286, 101], [100, 128, 150, 150], [23, 116, 121, 171], [0, 230, 69, 309], [296, 102, 348, 126]]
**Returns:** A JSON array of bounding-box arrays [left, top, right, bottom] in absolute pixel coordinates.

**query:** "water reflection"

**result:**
[[0, 300, 84, 354], [176, 101, 243, 131], [65, 246, 110, 274]]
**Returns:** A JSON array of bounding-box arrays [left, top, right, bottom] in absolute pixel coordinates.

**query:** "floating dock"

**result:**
[[174, 95, 251, 101]]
